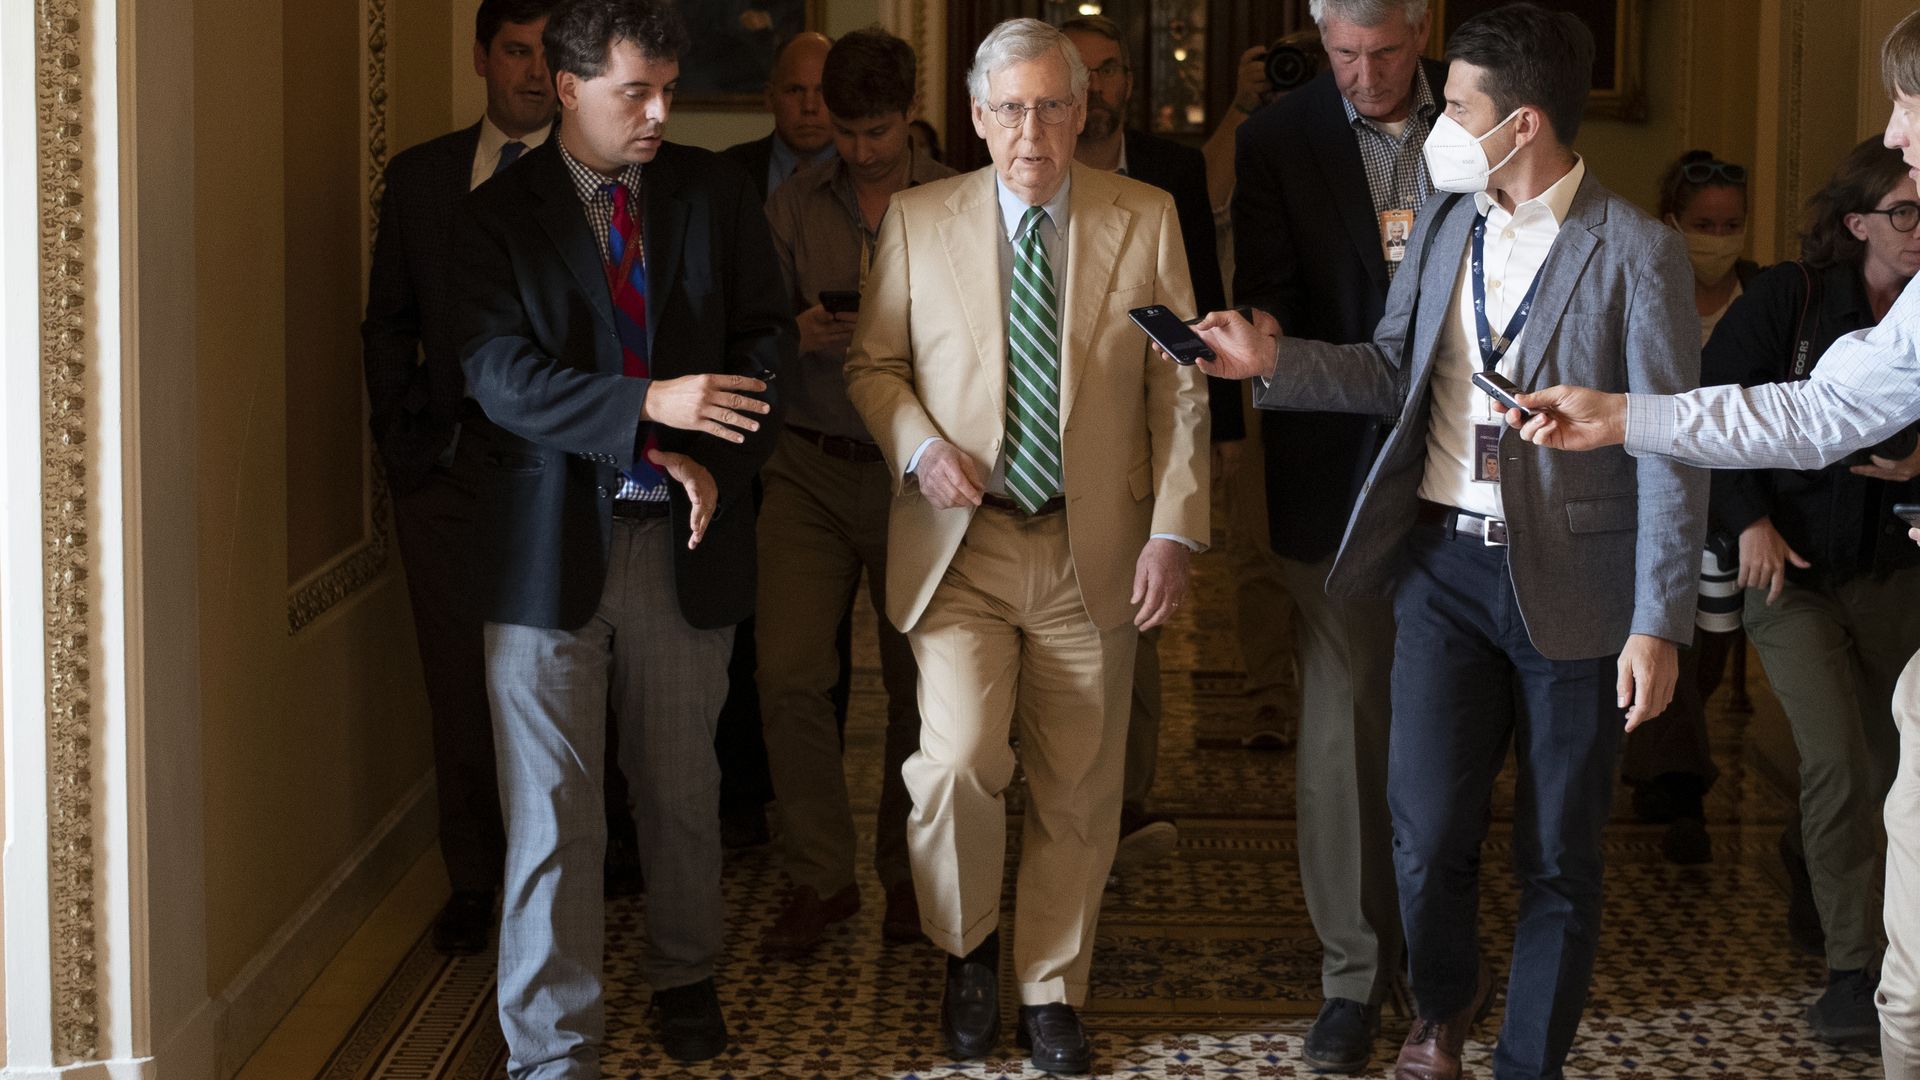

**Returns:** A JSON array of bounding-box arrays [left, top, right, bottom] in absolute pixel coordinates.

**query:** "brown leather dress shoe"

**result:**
[[1394, 961, 1493, 1080], [881, 879, 924, 944], [761, 883, 860, 956]]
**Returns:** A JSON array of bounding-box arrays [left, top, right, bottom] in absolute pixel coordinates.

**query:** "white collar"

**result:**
[[478, 113, 552, 159], [995, 170, 1074, 242], [1477, 154, 1585, 225]]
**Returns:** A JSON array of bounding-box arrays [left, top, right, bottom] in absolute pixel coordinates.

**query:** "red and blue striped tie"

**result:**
[[606, 181, 665, 495]]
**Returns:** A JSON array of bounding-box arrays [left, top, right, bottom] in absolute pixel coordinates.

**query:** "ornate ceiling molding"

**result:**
[[36, 0, 100, 1060], [285, 0, 392, 634]]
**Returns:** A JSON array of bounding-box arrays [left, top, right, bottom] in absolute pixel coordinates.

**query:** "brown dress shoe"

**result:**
[[881, 879, 925, 944], [761, 883, 860, 956], [1394, 961, 1493, 1080]]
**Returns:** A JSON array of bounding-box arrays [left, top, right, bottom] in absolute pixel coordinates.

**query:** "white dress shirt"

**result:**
[[1627, 272, 1920, 470], [1420, 157, 1587, 520], [470, 115, 552, 192]]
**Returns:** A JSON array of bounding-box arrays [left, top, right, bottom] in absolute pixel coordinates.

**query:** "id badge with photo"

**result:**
[[1380, 208, 1416, 265], [1473, 422, 1503, 484]]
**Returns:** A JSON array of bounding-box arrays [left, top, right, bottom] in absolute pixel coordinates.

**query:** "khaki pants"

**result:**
[[1883, 647, 1920, 1075], [1743, 566, 1920, 970], [756, 433, 920, 895], [904, 506, 1136, 1007]]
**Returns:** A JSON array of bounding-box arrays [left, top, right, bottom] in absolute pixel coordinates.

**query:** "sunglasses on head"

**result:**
[[1681, 161, 1748, 185]]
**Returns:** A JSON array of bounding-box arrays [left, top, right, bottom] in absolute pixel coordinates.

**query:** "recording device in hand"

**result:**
[[819, 289, 861, 314], [1129, 306, 1215, 366], [1262, 40, 1320, 93], [1894, 502, 1920, 529], [1471, 370, 1534, 419]]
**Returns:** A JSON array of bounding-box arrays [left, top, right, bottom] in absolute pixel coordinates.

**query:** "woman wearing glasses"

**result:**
[[1704, 135, 1920, 1050]]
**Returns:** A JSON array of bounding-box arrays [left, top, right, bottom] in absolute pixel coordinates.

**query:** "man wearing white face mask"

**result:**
[[1186, 5, 1704, 1078]]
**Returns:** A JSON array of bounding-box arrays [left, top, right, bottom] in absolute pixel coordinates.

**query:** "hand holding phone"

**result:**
[[1894, 502, 1920, 529], [1471, 370, 1533, 419], [1129, 305, 1215, 365], [819, 289, 861, 314]]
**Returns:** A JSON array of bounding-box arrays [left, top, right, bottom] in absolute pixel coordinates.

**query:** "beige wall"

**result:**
[[194, 0, 442, 992]]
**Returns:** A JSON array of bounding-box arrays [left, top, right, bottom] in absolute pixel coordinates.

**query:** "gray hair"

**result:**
[[1308, 0, 1429, 28], [966, 18, 1088, 105]]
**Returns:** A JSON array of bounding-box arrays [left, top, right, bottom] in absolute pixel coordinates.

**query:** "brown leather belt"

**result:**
[[787, 423, 886, 464], [980, 492, 1067, 516], [1416, 499, 1508, 546]]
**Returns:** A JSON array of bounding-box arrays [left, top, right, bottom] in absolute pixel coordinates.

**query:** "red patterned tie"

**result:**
[[606, 181, 664, 493]]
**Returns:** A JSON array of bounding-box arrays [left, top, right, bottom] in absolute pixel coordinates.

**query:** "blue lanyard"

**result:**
[[1470, 211, 1543, 373]]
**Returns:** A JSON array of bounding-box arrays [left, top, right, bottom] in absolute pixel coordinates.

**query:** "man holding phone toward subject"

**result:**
[[1190, 7, 1704, 1077], [756, 27, 955, 957]]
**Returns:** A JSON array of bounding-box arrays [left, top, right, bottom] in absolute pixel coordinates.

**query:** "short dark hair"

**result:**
[[1801, 135, 1912, 269], [1058, 14, 1130, 71], [476, 0, 558, 49], [1657, 149, 1748, 221], [1444, 2, 1594, 145], [543, 0, 690, 80], [823, 26, 917, 119]]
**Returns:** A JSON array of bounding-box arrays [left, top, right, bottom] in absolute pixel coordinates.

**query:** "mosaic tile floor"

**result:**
[[316, 527, 1880, 1079]]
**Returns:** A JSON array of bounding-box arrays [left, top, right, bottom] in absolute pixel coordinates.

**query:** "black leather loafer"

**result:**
[[1301, 996, 1379, 1073], [1017, 1003, 1092, 1074], [652, 977, 728, 1063], [941, 934, 1001, 1060]]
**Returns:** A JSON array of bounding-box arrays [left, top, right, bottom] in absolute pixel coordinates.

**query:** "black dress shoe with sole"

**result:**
[[1017, 1003, 1092, 1074], [1301, 997, 1379, 1073], [941, 932, 1001, 1060], [430, 890, 494, 956], [652, 977, 729, 1063]]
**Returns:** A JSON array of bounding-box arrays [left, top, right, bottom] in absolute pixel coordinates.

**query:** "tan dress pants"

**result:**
[[904, 505, 1136, 1007], [1882, 646, 1920, 1075]]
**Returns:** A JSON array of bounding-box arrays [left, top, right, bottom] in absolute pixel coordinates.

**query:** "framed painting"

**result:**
[[1428, 0, 1648, 121], [677, 0, 825, 108]]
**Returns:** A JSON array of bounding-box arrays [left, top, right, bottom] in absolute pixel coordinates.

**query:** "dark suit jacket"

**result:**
[[1122, 128, 1238, 443], [362, 122, 482, 494], [719, 134, 776, 202], [1232, 62, 1447, 561], [451, 139, 791, 631]]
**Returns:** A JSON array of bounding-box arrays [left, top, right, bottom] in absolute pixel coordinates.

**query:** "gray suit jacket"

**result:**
[[1257, 170, 1707, 661]]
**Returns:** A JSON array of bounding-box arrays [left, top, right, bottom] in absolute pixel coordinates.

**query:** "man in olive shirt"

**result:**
[[757, 27, 955, 957]]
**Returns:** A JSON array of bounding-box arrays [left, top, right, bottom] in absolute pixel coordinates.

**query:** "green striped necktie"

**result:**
[[1005, 205, 1064, 513]]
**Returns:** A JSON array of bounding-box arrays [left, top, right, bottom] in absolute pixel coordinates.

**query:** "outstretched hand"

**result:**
[[1189, 308, 1281, 382], [646, 449, 716, 549], [1506, 385, 1630, 451]]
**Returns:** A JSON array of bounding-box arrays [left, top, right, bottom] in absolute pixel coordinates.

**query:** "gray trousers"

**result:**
[[485, 517, 734, 1080], [1276, 554, 1401, 1005]]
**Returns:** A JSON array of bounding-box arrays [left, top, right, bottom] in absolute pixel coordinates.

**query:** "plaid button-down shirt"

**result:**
[[1340, 64, 1440, 279]]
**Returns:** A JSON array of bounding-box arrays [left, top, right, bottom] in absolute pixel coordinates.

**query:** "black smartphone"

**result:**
[[1894, 502, 1920, 529], [1471, 370, 1533, 419], [1128, 305, 1214, 365], [819, 289, 861, 314]]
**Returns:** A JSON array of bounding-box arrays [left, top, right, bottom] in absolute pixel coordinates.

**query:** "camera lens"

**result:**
[[1264, 43, 1317, 93]]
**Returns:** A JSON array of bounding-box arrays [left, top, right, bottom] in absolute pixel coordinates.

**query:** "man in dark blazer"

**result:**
[[1060, 15, 1236, 873], [450, 1, 788, 1070], [1197, 7, 1704, 1077], [719, 31, 837, 201], [361, 0, 649, 957], [1225, 0, 1443, 1069]]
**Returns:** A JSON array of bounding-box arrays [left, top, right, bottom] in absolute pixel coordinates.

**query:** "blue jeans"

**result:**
[[1390, 525, 1621, 1080]]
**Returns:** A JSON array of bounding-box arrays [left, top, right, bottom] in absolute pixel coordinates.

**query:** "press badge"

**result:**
[[1380, 209, 1416, 264], [1473, 423, 1503, 483]]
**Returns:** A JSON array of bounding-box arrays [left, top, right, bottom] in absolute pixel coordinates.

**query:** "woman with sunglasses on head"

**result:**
[[1618, 150, 1760, 868], [1704, 135, 1920, 1050]]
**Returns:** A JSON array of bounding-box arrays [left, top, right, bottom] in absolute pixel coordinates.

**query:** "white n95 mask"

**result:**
[[1422, 109, 1525, 194]]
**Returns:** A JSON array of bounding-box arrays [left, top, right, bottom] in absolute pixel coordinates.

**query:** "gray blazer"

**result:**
[[1256, 170, 1706, 661]]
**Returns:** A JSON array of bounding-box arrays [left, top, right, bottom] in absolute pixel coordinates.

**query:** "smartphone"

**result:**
[[1894, 502, 1920, 529], [1128, 305, 1215, 365], [1471, 370, 1533, 419], [819, 289, 861, 314]]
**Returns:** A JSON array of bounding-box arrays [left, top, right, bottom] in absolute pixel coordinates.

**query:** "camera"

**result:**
[[1263, 39, 1321, 93]]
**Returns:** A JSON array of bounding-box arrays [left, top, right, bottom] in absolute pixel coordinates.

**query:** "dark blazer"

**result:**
[[1232, 62, 1447, 561], [1704, 260, 1920, 585], [451, 139, 790, 631], [1257, 174, 1707, 660], [1122, 127, 1238, 442], [362, 122, 482, 494], [719, 133, 776, 202]]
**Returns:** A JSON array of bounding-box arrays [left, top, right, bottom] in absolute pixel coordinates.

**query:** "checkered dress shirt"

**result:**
[[1339, 64, 1439, 279]]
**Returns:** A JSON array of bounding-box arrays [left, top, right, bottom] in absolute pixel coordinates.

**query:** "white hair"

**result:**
[[1309, 0, 1429, 28], [966, 18, 1089, 105]]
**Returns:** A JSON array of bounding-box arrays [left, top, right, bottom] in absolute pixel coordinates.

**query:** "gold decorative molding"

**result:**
[[286, 0, 392, 634], [36, 0, 100, 1060]]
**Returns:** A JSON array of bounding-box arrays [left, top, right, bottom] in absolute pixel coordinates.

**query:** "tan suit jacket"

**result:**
[[845, 162, 1210, 634]]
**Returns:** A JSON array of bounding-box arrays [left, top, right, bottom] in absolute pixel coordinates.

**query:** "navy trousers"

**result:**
[[1390, 524, 1622, 1080]]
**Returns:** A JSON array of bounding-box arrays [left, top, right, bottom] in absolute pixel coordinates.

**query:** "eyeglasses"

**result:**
[[1862, 201, 1920, 232], [985, 99, 1076, 128], [1680, 161, 1748, 185], [1088, 60, 1129, 81]]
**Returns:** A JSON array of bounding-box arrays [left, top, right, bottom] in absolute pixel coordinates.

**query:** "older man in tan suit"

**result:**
[[845, 18, 1209, 1075]]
